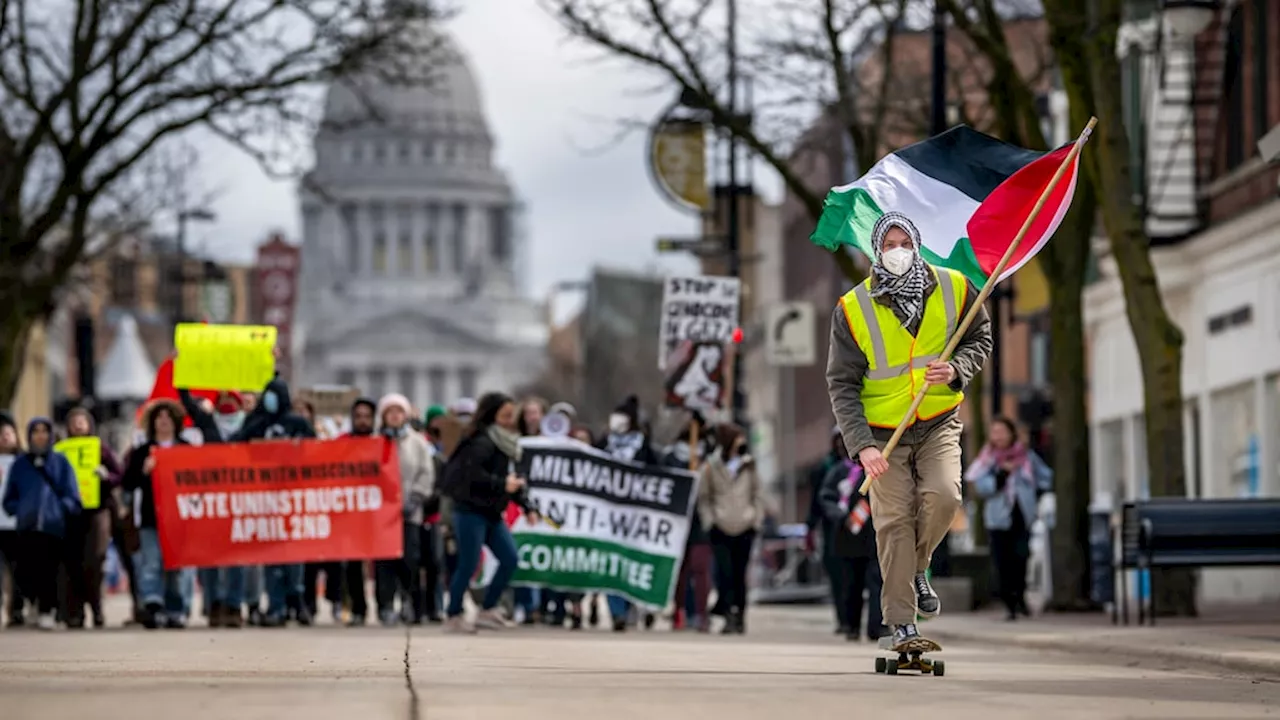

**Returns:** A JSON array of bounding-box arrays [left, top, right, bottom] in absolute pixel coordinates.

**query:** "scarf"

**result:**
[[867, 212, 931, 328], [486, 424, 523, 463], [606, 431, 645, 462], [965, 441, 1030, 500]]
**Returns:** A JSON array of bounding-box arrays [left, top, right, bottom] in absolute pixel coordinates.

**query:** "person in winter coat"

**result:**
[[374, 393, 435, 626], [965, 416, 1053, 621], [414, 399, 450, 620], [698, 423, 764, 634], [3, 418, 83, 631], [441, 392, 532, 634], [232, 376, 316, 627], [123, 400, 190, 629], [61, 407, 123, 629], [664, 413, 714, 632], [320, 396, 377, 626], [512, 396, 547, 625], [599, 395, 659, 632], [818, 449, 885, 641], [806, 427, 847, 634], [0, 412, 26, 627], [179, 389, 249, 628]]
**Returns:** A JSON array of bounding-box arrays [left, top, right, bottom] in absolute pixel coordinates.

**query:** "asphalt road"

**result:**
[[1, 615, 1277, 720]]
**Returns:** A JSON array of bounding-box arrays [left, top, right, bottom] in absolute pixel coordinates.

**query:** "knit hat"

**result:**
[[449, 397, 477, 418], [0, 411, 15, 434], [424, 405, 447, 426], [377, 393, 413, 420]]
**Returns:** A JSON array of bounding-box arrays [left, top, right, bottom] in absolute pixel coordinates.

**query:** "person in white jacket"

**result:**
[[375, 394, 435, 626]]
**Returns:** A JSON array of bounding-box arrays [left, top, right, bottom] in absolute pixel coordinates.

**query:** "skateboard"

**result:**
[[874, 637, 945, 676]]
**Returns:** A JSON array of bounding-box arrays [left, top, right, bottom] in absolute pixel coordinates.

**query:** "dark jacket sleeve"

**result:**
[[179, 389, 221, 444], [1, 464, 18, 517], [100, 445, 124, 486], [947, 280, 994, 392], [53, 455, 84, 517], [459, 436, 506, 499], [818, 463, 855, 526], [826, 304, 877, 457], [122, 445, 146, 491]]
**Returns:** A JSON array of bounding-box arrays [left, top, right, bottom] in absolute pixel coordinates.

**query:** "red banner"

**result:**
[[151, 437, 403, 569]]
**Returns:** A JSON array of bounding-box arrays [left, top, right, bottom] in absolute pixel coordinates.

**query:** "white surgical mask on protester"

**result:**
[[880, 246, 915, 276], [215, 411, 246, 439], [608, 413, 630, 435]]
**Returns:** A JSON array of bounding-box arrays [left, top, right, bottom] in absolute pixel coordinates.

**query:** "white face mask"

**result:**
[[608, 413, 630, 435], [880, 246, 915, 276]]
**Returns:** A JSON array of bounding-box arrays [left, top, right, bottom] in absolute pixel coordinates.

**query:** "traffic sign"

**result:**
[[765, 302, 816, 366]]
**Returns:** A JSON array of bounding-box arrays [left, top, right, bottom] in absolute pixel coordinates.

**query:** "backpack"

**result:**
[[438, 436, 471, 500]]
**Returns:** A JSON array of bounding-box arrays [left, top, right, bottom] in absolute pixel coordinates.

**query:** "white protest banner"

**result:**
[[658, 275, 740, 370], [507, 436, 699, 609]]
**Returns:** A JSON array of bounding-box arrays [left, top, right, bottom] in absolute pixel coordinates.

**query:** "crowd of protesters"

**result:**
[[0, 375, 783, 637]]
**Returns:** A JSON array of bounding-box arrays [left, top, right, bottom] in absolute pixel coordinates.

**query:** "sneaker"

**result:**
[[443, 615, 476, 634], [332, 607, 344, 625], [295, 607, 313, 627], [346, 614, 366, 627], [914, 572, 940, 618], [884, 623, 923, 651], [475, 609, 513, 630], [165, 614, 186, 629], [378, 609, 398, 627], [36, 613, 56, 631], [223, 609, 244, 628]]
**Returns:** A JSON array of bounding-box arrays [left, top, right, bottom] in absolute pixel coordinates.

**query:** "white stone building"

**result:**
[[293, 38, 547, 407], [1087, 1, 1280, 603]]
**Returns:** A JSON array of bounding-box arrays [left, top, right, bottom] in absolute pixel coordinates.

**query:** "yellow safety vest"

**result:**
[[840, 266, 967, 428]]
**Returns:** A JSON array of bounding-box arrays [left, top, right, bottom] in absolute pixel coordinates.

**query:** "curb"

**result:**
[[928, 627, 1280, 678]]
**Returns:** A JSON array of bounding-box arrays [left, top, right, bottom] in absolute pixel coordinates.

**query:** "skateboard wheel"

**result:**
[[885, 661, 899, 675], [875, 657, 887, 673], [932, 660, 945, 677]]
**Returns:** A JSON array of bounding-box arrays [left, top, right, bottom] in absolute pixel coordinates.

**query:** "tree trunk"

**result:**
[[0, 290, 40, 410], [1083, 0, 1196, 616], [1040, 179, 1097, 612]]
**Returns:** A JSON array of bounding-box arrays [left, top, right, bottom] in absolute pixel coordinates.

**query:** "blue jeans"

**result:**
[[243, 565, 264, 610], [607, 594, 631, 622], [199, 566, 246, 612], [266, 564, 304, 619], [447, 508, 517, 617], [133, 528, 191, 616]]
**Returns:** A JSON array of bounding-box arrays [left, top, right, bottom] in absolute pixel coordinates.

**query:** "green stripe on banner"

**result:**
[[510, 533, 678, 608]]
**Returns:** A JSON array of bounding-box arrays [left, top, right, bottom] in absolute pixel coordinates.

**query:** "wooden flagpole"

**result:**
[[859, 116, 1098, 496]]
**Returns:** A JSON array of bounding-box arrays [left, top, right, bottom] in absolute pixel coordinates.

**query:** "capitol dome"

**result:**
[[321, 33, 489, 136]]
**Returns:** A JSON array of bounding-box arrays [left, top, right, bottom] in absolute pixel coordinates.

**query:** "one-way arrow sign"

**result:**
[[765, 302, 816, 366]]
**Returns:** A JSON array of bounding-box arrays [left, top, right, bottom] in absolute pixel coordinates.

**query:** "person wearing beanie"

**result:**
[[0, 412, 24, 627], [600, 395, 659, 632], [449, 397, 477, 423], [3, 418, 82, 630], [61, 407, 124, 629], [375, 393, 435, 626]]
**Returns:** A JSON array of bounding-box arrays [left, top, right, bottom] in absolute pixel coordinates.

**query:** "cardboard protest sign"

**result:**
[[54, 436, 102, 509], [173, 323, 277, 392], [296, 385, 361, 418], [663, 340, 729, 411], [150, 436, 403, 569], [505, 436, 700, 609], [657, 275, 740, 370]]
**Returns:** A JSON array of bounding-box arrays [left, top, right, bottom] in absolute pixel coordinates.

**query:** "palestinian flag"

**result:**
[[810, 125, 1083, 288]]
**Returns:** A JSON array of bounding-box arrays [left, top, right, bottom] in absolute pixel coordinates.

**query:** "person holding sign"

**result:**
[[2, 418, 82, 631], [826, 214, 992, 653], [58, 408, 123, 629]]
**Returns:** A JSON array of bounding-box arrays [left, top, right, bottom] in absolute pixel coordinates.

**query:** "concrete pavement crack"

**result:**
[[404, 622, 420, 719]]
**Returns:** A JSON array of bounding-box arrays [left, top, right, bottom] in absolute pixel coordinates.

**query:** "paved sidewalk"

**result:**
[[762, 603, 1280, 677]]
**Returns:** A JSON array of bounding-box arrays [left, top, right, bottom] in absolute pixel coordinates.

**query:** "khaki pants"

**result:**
[[868, 415, 963, 626]]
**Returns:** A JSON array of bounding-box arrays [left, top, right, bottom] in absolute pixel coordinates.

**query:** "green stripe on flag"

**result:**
[[510, 532, 678, 608], [810, 188, 989, 288]]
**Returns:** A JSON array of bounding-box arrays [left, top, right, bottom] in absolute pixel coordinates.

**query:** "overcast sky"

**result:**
[[189, 0, 707, 312]]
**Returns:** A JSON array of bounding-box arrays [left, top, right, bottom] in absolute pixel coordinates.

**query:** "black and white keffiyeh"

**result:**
[[868, 212, 931, 327]]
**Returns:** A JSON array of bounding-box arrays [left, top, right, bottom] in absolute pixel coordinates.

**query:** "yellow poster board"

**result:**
[[173, 323, 277, 392], [54, 436, 101, 510]]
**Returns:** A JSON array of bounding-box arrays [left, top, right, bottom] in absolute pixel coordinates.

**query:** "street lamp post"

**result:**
[[175, 207, 216, 322], [726, 0, 746, 427]]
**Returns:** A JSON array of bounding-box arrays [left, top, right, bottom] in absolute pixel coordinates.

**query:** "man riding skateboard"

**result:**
[[826, 212, 992, 652]]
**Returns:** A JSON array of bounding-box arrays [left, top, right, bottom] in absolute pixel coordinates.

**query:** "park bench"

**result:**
[[1114, 498, 1280, 625]]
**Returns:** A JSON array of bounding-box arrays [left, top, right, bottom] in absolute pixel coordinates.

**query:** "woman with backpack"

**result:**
[[439, 392, 533, 633]]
